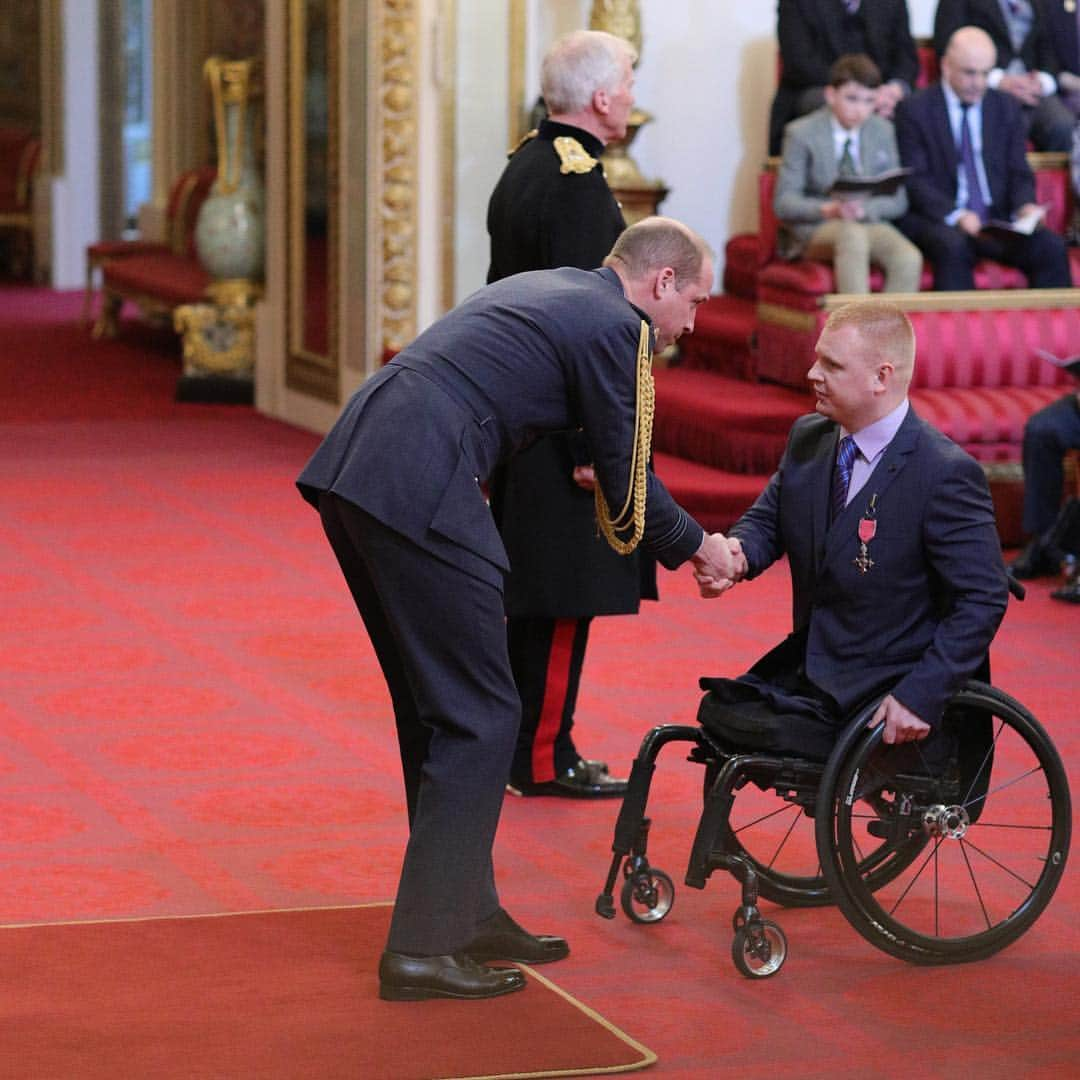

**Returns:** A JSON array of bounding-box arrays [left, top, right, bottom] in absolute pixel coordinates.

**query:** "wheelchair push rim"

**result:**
[[816, 684, 1071, 965]]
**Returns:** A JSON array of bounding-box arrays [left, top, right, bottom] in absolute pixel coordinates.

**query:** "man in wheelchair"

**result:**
[[696, 301, 1010, 771], [599, 307, 1069, 972]]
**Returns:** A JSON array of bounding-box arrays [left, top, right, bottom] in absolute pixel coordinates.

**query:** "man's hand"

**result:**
[[822, 199, 865, 221], [869, 694, 931, 745], [956, 210, 982, 236], [690, 533, 747, 598], [874, 81, 904, 119], [572, 464, 596, 491], [998, 72, 1042, 106]]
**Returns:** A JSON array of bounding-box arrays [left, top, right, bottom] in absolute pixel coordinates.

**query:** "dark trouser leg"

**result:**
[[319, 493, 519, 956], [508, 615, 591, 783], [973, 227, 1073, 289], [1026, 94, 1076, 154], [898, 215, 976, 291], [1022, 394, 1080, 536]]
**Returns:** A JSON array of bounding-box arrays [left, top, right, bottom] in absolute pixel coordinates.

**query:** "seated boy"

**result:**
[[773, 53, 922, 295]]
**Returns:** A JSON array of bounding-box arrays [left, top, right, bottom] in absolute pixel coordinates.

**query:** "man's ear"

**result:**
[[653, 266, 675, 298], [592, 86, 610, 115], [874, 361, 895, 391]]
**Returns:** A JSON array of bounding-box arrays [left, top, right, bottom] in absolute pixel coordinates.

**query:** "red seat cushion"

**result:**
[[103, 254, 210, 306], [87, 240, 168, 260]]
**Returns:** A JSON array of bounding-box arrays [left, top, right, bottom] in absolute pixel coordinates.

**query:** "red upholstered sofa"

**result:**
[[0, 127, 43, 278], [89, 166, 216, 338]]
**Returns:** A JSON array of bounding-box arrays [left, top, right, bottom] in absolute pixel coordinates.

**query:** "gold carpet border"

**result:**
[[1, 901, 658, 1079]]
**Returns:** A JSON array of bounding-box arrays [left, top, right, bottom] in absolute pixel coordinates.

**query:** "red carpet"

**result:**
[[1, 286, 1078, 1078], [0, 904, 654, 1079]]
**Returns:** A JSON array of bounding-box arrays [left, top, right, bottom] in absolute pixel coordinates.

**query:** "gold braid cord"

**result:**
[[596, 320, 654, 555]]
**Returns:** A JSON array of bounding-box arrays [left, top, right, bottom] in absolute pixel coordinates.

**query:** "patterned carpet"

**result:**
[[1, 286, 1078, 1078]]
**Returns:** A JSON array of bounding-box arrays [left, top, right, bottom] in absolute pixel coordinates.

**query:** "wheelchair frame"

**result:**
[[596, 680, 1071, 978]]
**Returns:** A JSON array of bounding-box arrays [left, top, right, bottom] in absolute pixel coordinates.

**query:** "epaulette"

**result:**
[[507, 129, 538, 157], [553, 135, 598, 175]]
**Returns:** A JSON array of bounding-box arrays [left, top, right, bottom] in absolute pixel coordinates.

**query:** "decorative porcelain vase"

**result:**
[[195, 57, 265, 294]]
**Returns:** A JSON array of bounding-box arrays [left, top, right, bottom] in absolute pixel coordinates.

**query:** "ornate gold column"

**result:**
[[589, 0, 667, 224]]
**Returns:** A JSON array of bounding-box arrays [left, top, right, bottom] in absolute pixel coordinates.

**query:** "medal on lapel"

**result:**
[[854, 493, 877, 574]]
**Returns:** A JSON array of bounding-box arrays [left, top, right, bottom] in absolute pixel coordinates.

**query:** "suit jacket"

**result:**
[[933, 0, 1060, 74], [730, 408, 1009, 726], [777, 0, 919, 92], [297, 267, 703, 591], [1040, 0, 1080, 75], [773, 107, 909, 258], [770, 0, 919, 152], [894, 84, 1035, 224], [485, 120, 656, 618]]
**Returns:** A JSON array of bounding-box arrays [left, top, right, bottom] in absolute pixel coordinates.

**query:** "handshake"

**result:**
[[690, 532, 748, 598]]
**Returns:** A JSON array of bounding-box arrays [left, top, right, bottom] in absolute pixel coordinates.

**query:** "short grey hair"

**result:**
[[541, 30, 637, 114], [604, 217, 713, 290]]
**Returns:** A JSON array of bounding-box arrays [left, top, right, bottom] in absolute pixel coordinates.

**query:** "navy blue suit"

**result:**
[[298, 267, 703, 954], [895, 84, 1072, 289], [1042, 0, 1080, 74], [728, 408, 1008, 741]]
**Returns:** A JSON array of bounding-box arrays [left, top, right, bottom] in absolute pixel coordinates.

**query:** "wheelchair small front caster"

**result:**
[[731, 919, 787, 978], [620, 866, 675, 924]]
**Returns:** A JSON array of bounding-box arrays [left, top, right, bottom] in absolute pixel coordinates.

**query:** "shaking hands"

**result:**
[[690, 532, 748, 598]]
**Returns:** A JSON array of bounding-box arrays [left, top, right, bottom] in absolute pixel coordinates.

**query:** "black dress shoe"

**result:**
[[1010, 541, 1062, 579], [1051, 579, 1080, 603], [378, 950, 526, 1001], [462, 908, 569, 965], [509, 757, 628, 798]]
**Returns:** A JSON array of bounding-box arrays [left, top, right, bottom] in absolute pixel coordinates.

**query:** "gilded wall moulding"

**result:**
[[378, 0, 418, 355]]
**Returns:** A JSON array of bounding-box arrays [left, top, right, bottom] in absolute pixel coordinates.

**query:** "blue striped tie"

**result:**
[[832, 435, 857, 523]]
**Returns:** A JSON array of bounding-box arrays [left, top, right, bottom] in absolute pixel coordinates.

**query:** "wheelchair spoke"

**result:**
[[959, 839, 993, 932], [733, 802, 799, 835], [885, 836, 944, 918], [765, 808, 804, 870], [962, 764, 1045, 814], [961, 836, 1039, 891]]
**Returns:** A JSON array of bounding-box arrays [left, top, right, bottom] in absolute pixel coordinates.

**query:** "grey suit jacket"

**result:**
[[773, 108, 909, 259], [730, 408, 1009, 726]]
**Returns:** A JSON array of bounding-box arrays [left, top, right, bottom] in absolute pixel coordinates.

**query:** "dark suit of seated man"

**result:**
[[894, 26, 1072, 292], [696, 301, 1009, 764], [298, 217, 742, 1002]]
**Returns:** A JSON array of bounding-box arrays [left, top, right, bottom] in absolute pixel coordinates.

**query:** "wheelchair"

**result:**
[[595, 610, 1071, 978]]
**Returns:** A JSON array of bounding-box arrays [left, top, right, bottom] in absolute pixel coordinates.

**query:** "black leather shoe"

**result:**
[[1051, 579, 1080, 603], [462, 908, 569, 965], [1010, 541, 1062, 579], [509, 757, 628, 798], [378, 950, 526, 1001]]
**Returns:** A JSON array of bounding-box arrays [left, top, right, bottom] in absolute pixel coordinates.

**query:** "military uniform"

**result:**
[[297, 266, 703, 956], [487, 119, 656, 792]]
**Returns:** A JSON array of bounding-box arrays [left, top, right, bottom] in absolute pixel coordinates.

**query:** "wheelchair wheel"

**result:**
[[621, 868, 675, 924], [817, 684, 1071, 965], [712, 767, 929, 909], [731, 920, 787, 978]]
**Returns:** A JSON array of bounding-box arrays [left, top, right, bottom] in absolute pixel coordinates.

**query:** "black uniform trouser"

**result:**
[[507, 615, 591, 783], [318, 493, 519, 956], [1022, 393, 1080, 537]]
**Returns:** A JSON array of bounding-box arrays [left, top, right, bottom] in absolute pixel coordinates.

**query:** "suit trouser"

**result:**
[[318, 492, 519, 956], [898, 218, 1072, 291], [507, 616, 591, 783], [1021, 393, 1080, 536], [803, 220, 923, 294]]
